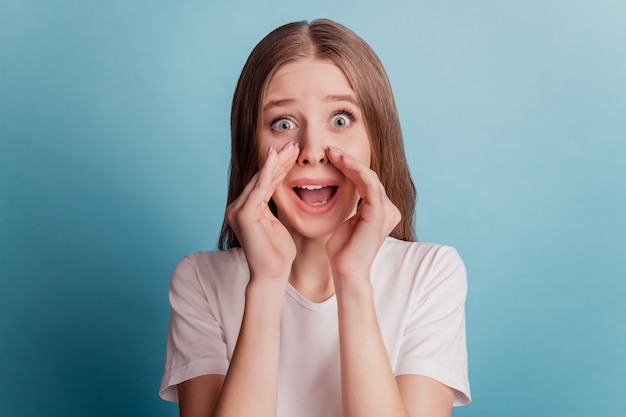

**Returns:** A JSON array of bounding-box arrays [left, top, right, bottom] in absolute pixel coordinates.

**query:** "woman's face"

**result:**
[[257, 58, 371, 240]]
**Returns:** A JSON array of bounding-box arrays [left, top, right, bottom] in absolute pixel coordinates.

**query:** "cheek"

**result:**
[[346, 132, 372, 167], [361, 146, 372, 167], [257, 132, 293, 169]]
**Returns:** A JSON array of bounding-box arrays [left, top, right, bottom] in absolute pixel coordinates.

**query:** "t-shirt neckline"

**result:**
[[285, 283, 337, 312]]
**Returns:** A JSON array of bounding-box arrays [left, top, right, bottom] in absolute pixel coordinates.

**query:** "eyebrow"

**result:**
[[263, 94, 359, 112], [263, 98, 296, 111], [324, 94, 359, 106]]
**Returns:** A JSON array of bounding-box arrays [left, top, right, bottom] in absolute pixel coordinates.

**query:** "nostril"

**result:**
[[297, 152, 327, 166]]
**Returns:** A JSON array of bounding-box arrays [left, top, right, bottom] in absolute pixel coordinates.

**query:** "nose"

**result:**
[[296, 125, 327, 166]]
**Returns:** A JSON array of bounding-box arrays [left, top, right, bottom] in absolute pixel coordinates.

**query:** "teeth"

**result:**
[[310, 199, 328, 206], [296, 185, 325, 190]]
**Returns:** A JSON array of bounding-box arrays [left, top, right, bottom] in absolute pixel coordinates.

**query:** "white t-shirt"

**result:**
[[160, 237, 471, 414]]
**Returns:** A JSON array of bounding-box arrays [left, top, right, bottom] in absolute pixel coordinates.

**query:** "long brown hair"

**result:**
[[218, 19, 416, 250]]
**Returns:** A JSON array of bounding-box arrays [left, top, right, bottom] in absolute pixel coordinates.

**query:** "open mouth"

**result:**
[[293, 185, 339, 206]]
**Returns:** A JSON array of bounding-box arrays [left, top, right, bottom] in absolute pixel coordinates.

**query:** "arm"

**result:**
[[326, 147, 455, 417], [178, 143, 299, 417], [211, 280, 287, 417], [176, 281, 286, 417], [177, 281, 286, 417], [335, 281, 455, 417], [397, 375, 455, 417], [178, 375, 224, 417], [335, 279, 410, 417]]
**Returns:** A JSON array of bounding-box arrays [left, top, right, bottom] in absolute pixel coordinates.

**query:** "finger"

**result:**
[[257, 144, 294, 204], [257, 146, 278, 192], [268, 142, 299, 193], [230, 143, 299, 233], [246, 146, 280, 207], [226, 171, 260, 232], [228, 172, 259, 212], [326, 146, 401, 236], [326, 146, 383, 204], [233, 140, 286, 210], [229, 146, 277, 220], [234, 142, 296, 213], [276, 141, 299, 168]]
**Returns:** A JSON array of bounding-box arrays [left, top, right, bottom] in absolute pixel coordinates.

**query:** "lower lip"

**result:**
[[291, 188, 339, 215]]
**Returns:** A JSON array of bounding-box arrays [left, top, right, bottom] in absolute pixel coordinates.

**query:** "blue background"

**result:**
[[1, 1, 625, 416]]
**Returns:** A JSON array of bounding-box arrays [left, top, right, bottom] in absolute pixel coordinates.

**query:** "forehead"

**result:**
[[263, 58, 356, 104]]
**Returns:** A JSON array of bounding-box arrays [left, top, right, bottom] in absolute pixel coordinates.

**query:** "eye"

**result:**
[[330, 111, 354, 128], [271, 118, 296, 132]]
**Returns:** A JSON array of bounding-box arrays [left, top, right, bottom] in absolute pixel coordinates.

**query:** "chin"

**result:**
[[291, 219, 342, 240]]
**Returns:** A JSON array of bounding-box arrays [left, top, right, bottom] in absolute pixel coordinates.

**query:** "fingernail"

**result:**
[[280, 141, 293, 151], [327, 146, 352, 159], [267, 146, 273, 157]]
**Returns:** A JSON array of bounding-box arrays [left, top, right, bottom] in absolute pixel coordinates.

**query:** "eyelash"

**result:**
[[269, 115, 295, 130], [333, 109, 356, 122], [269, 109, 357, 131]]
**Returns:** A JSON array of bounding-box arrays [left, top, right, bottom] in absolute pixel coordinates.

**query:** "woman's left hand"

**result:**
[[325, 146, 401, 282]]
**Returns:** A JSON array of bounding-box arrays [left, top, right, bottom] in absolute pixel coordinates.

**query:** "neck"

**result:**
[[288, 234, 335, 303]]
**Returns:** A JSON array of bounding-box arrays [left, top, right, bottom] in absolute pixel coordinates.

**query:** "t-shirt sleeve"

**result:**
[[394, 246, 471, 406], [159, 255, 229, 402]]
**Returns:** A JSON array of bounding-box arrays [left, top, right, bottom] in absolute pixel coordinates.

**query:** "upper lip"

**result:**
[[289, 178, 340, 188]]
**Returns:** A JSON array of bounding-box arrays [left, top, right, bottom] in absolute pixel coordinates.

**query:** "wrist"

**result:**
[[246, 278, 288, 298], [246, 276, 288, 302], [247, 266, 291, 280], [334, 276, 374, 303], [242, 280, 287, 327]]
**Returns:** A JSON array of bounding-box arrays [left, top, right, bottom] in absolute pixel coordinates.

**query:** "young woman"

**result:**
[[160, 19, 471, 417]]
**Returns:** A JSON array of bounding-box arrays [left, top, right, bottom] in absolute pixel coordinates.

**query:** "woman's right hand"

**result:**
[[226, 141, 299, 281]]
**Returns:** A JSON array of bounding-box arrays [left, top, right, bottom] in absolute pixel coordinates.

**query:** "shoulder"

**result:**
[[373, 237, 467, 293], [377, 237, 464, 272], [170, 247, 250, 296], [183, 247, 248, 275]]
